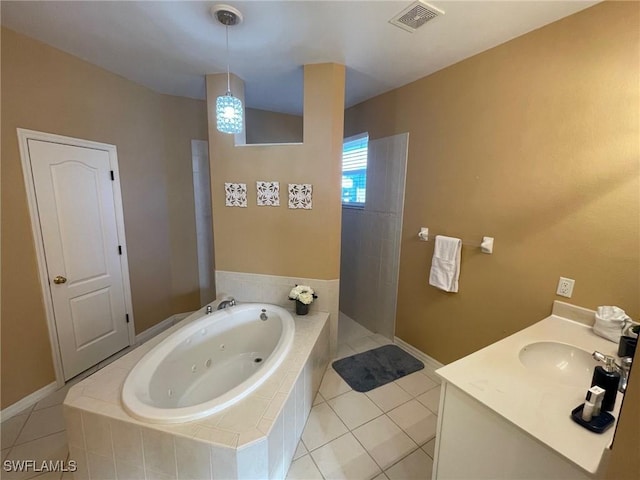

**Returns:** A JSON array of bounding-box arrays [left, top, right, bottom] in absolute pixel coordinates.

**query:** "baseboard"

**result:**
[[135, 311, 194, 346], [0, 382, 57, 422], [395, 336, 445, 372]]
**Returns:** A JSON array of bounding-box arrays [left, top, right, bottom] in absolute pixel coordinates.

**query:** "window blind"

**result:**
[[342, 133, 368, 205]]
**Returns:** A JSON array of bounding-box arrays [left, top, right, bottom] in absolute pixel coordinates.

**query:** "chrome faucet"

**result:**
[[217, 298, 236, 310], [594, 351, 634, 394], [205, 305, 213, 314], [618, 357, 633, 394]]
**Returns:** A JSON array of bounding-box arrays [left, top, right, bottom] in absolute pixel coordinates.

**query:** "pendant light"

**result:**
[[212, 5, 244, 134]]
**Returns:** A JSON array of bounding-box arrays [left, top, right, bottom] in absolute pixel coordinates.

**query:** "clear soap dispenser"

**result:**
[[591, 352, 620, 412]]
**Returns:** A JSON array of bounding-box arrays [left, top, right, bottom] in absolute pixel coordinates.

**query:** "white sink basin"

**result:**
[[519, 341, 597, 387]]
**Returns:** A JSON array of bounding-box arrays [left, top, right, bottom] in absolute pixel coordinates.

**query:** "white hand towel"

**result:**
[[429, 235, 462, 292]]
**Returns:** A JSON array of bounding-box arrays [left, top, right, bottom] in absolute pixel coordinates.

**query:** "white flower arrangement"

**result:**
[[288, 285, 317, 305]]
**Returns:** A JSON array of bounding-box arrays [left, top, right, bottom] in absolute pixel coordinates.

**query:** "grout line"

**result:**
[[306, 450, 327, 480], [140, 425, 148, 480], [352, 390, 435, 467], [308, 429, 351, 451], [313, 370, 418, 475], [380, 444, 422, 475], [172, 436, 179, 479], [20, 467, 46, 480], [310, 332, 441, 478], [9, 410, 33, 449], [348, 417, 393, 473], [108, 414, 118, 480], [421, 442, 435, 460], [9, 429, 69, 453], [311, 431, 378, 478], [304, 401, 351, 453], [22, 403, 37, 417], [13, 425, 68, 448], [384, 405, 431, 447], [11, 400, 70, 447], [376, 395, 415, 415]]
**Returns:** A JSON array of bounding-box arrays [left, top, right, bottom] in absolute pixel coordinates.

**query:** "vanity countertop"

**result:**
[[436, 303, 622, 476]]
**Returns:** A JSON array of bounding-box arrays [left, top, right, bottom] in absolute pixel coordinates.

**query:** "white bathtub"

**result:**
[[122, 303, 295, 423]]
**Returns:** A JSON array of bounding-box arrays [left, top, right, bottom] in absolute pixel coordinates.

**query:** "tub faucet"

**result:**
[[217, 298, 236, 310]]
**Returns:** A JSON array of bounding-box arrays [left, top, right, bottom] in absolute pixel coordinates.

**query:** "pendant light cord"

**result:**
[[225, 25, 231, 93]]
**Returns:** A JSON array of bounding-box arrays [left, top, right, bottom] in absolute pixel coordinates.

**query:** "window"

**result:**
[[342, 133, 368, 206]]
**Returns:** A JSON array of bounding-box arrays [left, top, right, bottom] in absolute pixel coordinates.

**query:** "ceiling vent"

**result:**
[[389, 1, 444, 33]]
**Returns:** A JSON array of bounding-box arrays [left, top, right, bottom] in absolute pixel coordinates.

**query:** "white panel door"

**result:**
[[28, 139, 130, 380]]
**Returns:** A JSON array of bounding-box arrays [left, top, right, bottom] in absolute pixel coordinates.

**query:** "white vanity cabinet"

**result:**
[[430, 303, 620, 479], [432, 382, 591, 479]]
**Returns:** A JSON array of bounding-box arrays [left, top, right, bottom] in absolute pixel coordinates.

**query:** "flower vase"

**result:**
[[295, 300, 309, 316]]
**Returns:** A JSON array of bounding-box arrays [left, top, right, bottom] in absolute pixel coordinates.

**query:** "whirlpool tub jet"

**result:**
[[122, 303, 295, 423]]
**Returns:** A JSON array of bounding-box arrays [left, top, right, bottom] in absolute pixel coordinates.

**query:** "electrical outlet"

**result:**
[[556, 277, 575, 298]]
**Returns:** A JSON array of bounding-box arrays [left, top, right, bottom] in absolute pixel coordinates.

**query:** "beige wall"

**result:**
[[344, 2, 639, 477], [1, 28, 207, 408], [245, 108, 303, 144], [206, 63, 345, 280], [163, 96, 209, 313], [345, 1, 639, 363]]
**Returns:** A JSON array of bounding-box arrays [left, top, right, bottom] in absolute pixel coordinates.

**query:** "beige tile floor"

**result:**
[[0, 314, 440, 480], [287, 313, 440, 480], [0, 348, 134, 480], [2, 380, 80, 479]]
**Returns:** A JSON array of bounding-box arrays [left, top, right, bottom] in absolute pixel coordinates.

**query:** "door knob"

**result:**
[[53, 275, 67, 284]]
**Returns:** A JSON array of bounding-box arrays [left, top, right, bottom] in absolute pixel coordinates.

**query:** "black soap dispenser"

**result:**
[[591, 352, 620, 412]]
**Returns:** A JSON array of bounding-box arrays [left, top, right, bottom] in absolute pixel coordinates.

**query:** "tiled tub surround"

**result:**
[[215, 271, 339, 354], [63, 308, 330, 480]]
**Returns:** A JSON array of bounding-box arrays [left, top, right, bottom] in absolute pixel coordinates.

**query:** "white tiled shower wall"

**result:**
[[215, 270, 339, 353], [192, 139, 215, 306], [339, 133, 408, 338]]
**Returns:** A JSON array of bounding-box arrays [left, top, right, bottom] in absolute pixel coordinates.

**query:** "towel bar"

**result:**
[[417, 227, 494, 254]]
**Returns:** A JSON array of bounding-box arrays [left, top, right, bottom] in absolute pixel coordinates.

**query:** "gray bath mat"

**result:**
[[332, 344, 424, 392]]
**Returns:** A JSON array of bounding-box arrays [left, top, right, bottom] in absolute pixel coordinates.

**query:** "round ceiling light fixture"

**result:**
[[210, 4, 243, 27]]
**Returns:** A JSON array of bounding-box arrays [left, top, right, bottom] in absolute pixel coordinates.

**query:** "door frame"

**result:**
[[17, 129, 136, 388]]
